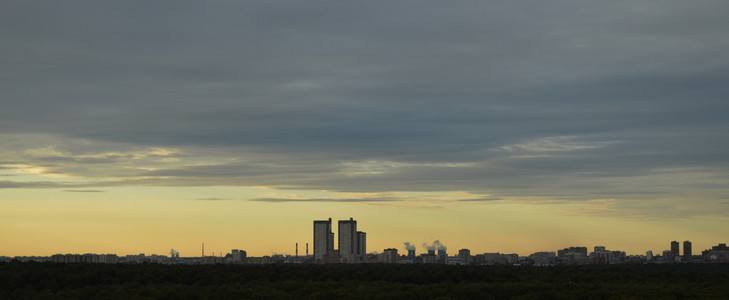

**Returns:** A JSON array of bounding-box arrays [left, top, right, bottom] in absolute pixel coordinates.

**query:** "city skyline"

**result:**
[[2, 1, 728, 258], [2, 216, 727, 259], [7, 236, 729, 266]]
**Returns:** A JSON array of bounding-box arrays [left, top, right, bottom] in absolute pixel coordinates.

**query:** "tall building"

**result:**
[[671, 241, 680, 262], [313, 218, 334, 263], [357, 231, 366, 261], [407, 249, 416, 261], [683, 241, 692, 262], [458, 249, 471, 264], [592, 246, 612, 264], [338, 218, 358, 263], [382, 248, 398, 263]]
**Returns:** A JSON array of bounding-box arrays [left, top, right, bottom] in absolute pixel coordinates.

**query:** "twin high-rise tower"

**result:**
[[313, 218, 335, 263], [669, 240, 692, 262], [313, 217, 366, 263]]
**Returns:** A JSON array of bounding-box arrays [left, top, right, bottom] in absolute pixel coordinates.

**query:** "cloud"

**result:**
[[250, 198, 398, 203], [23, 146, 181, 165], [63, 190, 106, 193], [457, 198, 503, 202], [195, 198, 232, 201], [500, 136, 617, 153], [0, 1, 728, 219], [0, 180, 77, 189]]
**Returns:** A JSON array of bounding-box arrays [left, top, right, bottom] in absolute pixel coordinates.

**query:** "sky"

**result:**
[[1, 1, 728, 257]]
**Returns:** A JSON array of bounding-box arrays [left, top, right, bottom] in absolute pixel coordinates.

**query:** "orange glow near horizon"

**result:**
[[1, 186, 727, 258]]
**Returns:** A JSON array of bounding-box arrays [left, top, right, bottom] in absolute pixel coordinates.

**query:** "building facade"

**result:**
[[313, 218, 334, 263], [702, 243, 729, 263], [357, 231, 366, 261], [558, 247, 588, 258], [670, 241, 680, 262], [338, 218, 357, 263], [458, 249, 471, 264], [382, 248, 398, 263], [683, 241, 692, 262]]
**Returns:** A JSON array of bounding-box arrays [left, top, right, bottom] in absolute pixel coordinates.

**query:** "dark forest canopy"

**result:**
[[2, 262, 729, 299]]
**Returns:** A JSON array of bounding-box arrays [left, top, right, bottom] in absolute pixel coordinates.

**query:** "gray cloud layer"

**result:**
[[251, 198, 396, 203], [1, 1, 728, 216]]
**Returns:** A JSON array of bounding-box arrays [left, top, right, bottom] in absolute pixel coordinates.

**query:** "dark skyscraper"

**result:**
[[458, 249, 471, 264], [357, 231, 366, 261], [313, 218, 334, 263], [683, 241, 692, 262], [338, 218, 358, 263], [670, 241, 680, 262]]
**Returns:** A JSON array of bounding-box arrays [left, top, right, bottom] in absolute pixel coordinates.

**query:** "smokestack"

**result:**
[[306, 243, 309, 256], [296, 243, 299, 257], [202, 243, 205, 257], [423, 240, 446, 256]]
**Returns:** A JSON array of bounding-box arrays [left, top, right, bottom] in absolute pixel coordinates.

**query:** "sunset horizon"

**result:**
[[2, 1, 728, 260]]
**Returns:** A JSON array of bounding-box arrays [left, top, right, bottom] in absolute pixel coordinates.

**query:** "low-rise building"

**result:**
[[702, 243, 729, 263]]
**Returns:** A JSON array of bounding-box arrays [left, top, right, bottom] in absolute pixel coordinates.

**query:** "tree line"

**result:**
[[2, 262, 729, 299]]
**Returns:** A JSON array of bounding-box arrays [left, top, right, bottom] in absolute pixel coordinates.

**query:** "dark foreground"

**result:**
[[2, 262, 729, 299]]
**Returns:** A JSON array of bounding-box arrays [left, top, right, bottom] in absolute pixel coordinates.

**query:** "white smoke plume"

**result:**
[[403, 242, 416, 251], [423, 240, 447, 251]]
